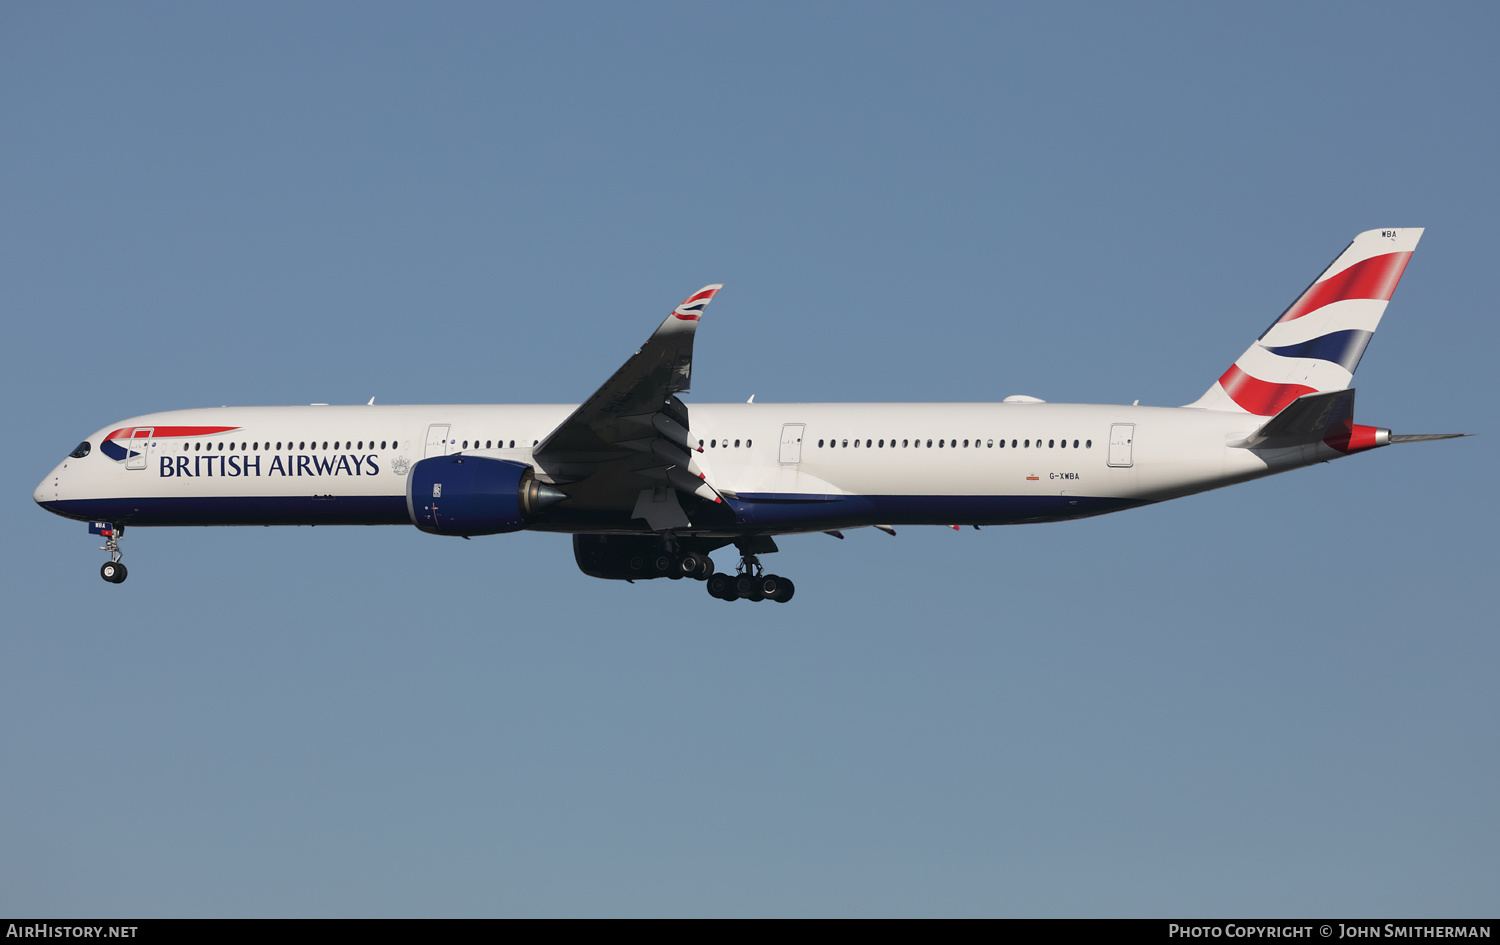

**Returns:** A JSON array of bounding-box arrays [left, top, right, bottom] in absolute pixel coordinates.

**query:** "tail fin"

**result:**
[[1188, 228, 1423, 415]]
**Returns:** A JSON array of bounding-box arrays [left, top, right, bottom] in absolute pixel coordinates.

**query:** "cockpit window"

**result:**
[[69, 441, 91, 458]]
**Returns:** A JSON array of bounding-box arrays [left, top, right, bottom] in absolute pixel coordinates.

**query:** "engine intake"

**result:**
[[407, 455, 566, 536]]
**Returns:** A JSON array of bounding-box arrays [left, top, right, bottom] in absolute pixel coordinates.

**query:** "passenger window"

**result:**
[[1086, 439, 1092, 448], [735, 439, 741, 447], [1049, 439, 1054, 448]]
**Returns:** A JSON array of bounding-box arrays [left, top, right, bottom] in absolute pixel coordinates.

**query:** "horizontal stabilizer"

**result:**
[[1390, 432, 1472, 444], [1231, 388, 1355, 450]]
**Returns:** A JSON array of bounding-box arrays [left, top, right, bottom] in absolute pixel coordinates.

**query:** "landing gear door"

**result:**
[[778, 424, 806, 466], [424, 424, 451, 459], [1108, 423, 1135, 467], [125, 427, 154, 470]]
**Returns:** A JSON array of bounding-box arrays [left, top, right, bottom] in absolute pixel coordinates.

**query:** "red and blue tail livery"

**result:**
[[1190, 228, 1423, 416], [35, 230, 1466, 598]]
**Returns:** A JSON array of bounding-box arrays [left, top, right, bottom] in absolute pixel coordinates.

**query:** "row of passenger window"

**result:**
[[696, 438, 752, 449], [459, 440, 534, 449], [182, 439, 397, 452], [819, 437, 1093, 449], [185, 438, 542, 452]]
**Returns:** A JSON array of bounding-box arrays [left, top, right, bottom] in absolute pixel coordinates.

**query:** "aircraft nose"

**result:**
[[35, 465, 62, 510]]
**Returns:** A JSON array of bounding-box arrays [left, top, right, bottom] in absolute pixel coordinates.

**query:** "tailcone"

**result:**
[[1324, 424, 1389, 455]]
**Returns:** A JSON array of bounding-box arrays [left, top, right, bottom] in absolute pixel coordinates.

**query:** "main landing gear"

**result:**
[[637, 532, 715, 582], [93, 522, 127, 584], [706, 553, 795, 604]]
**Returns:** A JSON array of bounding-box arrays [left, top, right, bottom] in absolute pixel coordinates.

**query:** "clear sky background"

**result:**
[[3, 2, 1495, 918]]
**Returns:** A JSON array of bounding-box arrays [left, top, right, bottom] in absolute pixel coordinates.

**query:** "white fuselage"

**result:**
[[35, 401, 1331, 536]]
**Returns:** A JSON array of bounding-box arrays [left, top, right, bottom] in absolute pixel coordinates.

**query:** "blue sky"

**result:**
[[3, 2, 1495, 917]]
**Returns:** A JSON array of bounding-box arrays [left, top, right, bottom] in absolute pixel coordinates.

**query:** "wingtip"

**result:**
[[670, 284, 725, 321]]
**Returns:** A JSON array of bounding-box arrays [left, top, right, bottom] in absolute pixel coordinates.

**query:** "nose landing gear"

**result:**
[[90, 522, 127, 583]]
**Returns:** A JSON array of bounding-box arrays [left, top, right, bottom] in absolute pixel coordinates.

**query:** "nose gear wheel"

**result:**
[[98, 525, 128, 584]]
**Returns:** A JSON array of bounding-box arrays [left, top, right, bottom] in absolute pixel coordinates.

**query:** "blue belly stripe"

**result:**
[[40, 495, 412, 526], [41, 492, 1146, 531], [729, 493, 1145, 528]]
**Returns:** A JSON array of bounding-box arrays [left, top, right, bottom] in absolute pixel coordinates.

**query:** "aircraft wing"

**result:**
[[533, 286, 725, 528]]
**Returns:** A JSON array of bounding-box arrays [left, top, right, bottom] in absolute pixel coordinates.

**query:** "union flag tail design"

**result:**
[[1188, 228, 1423, 415], [671, 284, 723, 321]]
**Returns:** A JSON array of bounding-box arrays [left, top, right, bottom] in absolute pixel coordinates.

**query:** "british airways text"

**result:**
[[159, 454, 382, 478]]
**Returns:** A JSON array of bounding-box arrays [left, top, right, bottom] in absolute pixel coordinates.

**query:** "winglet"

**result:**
[[671, 284, 723, 321]]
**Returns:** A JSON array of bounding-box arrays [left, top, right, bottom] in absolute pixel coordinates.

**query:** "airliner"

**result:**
[[35, 228, 1465, 602]]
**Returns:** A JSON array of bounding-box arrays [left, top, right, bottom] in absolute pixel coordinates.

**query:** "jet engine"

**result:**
[[407, 455, 567, 536]]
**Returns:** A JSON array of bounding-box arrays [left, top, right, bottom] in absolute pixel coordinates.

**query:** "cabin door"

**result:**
[[424, 424, 452, 458], [125, 427, 154, 470], [1107, 423, 1135, 467], [778, 424, 806, 465]]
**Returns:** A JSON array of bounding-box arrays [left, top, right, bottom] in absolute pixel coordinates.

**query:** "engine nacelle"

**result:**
[[407, 455, 565, 536]]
